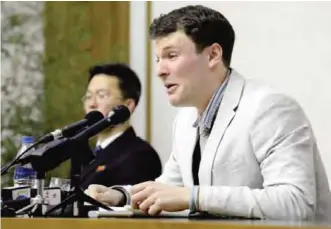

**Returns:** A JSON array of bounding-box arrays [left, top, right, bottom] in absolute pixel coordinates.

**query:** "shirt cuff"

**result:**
[[189, 186, 200, 213]]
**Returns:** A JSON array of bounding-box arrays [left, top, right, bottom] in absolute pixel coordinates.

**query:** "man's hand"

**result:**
[[131, 181, 190, 216], [85, 184, 124, 206]]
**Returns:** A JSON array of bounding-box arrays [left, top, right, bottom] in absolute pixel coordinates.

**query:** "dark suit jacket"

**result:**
[[80, 127, 162, 189]]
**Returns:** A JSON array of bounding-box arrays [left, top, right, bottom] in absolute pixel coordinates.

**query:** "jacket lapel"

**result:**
[[199, 71, 245, 185], [185, 122, 198, 185], [177, 108, 198, 185]]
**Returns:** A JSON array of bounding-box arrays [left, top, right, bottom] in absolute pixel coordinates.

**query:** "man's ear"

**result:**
[[207, 43, 223, 69], [123, 98, 136, 114]]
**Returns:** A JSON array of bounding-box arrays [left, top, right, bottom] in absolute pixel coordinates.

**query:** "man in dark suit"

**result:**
[[79, 63, 162, 189]]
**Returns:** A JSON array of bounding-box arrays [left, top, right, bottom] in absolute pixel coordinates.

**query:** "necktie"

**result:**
[[93, 145, 102, 155]]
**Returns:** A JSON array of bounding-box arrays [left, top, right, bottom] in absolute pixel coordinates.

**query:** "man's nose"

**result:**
[[156, 61, 169, 79], [88, 96, 98, 109]]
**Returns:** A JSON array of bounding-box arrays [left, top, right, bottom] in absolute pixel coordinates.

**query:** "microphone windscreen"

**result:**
[[110, 105, 131, 124], [84, 110, 104, 126]]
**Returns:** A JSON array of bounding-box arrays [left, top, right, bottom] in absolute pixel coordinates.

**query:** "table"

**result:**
[[2, 218, 331, 229]]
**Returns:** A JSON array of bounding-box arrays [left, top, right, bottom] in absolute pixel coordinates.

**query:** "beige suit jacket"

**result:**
[[156, 70, 331, 220]]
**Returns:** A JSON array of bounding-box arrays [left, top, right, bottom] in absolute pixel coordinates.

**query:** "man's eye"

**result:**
[[98, 93, 107, 98], [168, 53, 177, 59]]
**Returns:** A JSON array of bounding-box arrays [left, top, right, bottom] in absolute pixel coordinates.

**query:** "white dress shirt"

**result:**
[[96, 131, 124, 149]]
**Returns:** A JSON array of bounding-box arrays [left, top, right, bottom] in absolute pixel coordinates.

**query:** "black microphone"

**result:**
[[38, 110, 104, 144], [0, 111, 104, 176], [18, 105, 131, 172], [19, 138, 76, 172], [72, 105, 131, 142]]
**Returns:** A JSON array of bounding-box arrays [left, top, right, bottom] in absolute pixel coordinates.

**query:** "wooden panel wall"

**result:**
[[43, 2, 130, 177]]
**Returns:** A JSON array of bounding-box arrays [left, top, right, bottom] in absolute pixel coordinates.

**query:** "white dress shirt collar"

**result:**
[[96, 131, 124, 149]]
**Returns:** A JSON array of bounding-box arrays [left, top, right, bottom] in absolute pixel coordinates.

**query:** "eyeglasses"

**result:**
[[81, 90, 121, 104]]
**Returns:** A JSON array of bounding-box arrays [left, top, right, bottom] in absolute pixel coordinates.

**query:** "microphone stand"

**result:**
[[15, 171, 48, 217], [44, 140, 111, 217]]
